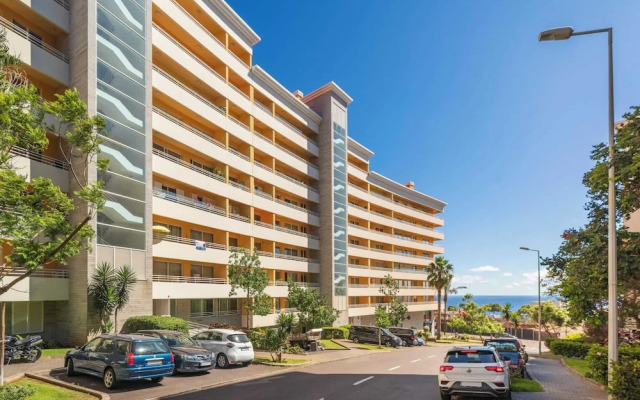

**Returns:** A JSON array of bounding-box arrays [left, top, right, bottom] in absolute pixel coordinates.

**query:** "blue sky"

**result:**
[[227, 1, 640, 295]]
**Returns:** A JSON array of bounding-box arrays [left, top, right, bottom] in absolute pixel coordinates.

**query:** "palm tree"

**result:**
[[113, 265, 137, 333], [502, 302, 512, 334], [427, 256, 453, 340], [512, 314, 522, 338]]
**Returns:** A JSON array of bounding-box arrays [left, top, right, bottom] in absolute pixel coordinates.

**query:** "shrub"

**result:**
[[321, 327, 349, 339], [609, 359, 640, 400], [42, 340, 64, 349], [549, 339, 591, 358], [247, 330, 265, 349], [565, 333, 586, 341], [586, 344, 640, 385], [120, 315, 189, 334], [0, 384, 35, 400]]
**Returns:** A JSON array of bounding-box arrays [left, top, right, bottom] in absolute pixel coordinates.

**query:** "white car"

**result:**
[[192, 329, 254, 368], [438, 346, 511, 400]]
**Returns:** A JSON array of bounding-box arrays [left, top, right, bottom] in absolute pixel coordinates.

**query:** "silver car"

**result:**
[[438, 346, 511, 400], [192, 329, 254, 368]]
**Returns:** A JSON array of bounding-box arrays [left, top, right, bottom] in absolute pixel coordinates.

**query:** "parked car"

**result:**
[[483, 338, 528, 364], [348, 325, 401, 348], [137, 330, 214, 374], [65, 334, 174, 390], [438, 346, 511, 400], [415, 337, 425, 346], [388, 327, 418, 347], [485, 340, 526, 377], [192, 329, 254, 368]]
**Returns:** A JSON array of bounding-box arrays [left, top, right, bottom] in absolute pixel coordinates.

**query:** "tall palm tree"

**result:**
[[427, 257, 453, 340], [89, 262, 137, 333], [113, 265, 137, 333], [502, 302, 512, 334]]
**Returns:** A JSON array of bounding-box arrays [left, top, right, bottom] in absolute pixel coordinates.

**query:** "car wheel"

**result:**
[[103, 368, 118, 390], [384, 340, 392, 348], [403, 340, 410, 347], [66, 359, 75, 377], [440, 392, 451, 400], [216, 353, 228, 369], [151, 377, 164, 383], [352, 336, 359, 343]]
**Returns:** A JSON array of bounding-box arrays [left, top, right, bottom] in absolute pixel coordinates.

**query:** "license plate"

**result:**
[[241, 347, 250, 351], [146, 360, 162, 365], [461, 382, 482, 387], [200, 361, 212, 366]]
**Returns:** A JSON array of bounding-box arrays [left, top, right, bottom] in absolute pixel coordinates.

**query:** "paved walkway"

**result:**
[[514, 357, 607, 400], [3, 356, 65, 377]]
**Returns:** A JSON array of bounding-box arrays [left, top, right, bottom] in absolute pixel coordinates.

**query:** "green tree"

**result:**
[[512, 314, 522, 337], [88, 262, 137, 333], [286, 279, 339, 332], [502, 302, 512, 334], [375, 305, 391, 347], [0, 32, 106, 383], [517, 302, 567, 336], [480, 303, 504, 313], [449, 294, 504, 340], [228, 248, 271, 328], [427, 257, 453, 339], [262, 312, 296, 362], [378, 274, 408, 327]]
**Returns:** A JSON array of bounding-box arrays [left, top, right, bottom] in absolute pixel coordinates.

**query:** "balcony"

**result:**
[[348, 244, 434, 267], [0, 15, 69, 86], [348, 203, 444, 241], [152, 233, 319, 274], [10, 147, 70, 192], [0, 269, 69, 302], [348, 223, 444, 254]]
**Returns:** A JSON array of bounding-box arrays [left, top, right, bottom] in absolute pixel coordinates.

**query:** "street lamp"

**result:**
[[539, 26, 617, 383], [519, 247, 542, 357]]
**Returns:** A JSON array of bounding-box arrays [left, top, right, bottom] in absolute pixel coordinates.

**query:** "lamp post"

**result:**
[[520, 247, 541, 357], [538, 26, 617, 383]]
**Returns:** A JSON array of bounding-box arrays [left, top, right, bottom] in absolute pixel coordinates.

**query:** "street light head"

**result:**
[[539, 27, 574, 42], [519, 247, 530, 251]]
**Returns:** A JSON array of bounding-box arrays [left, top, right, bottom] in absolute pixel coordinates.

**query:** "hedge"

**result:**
[[322, 327, 349, 339], [120, 315, 189, 334], [586, 344, 640, 385], [610, 359, 640, 400], [549, 339, 592, 359]]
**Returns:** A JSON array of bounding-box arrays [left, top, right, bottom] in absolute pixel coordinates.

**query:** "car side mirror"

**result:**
[[75, 346, 81, 350]]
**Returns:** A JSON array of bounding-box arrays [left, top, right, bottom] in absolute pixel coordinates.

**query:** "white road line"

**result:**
[[388, 366, 401, 371], [427, 355, 436, 358], [411, 359, 421, 363], [353, 376, 374, 386]]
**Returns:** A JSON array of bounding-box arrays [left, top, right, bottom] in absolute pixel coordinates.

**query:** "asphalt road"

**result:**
[[163, 345, 452, 400]]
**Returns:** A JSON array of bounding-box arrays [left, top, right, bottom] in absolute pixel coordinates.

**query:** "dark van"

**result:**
[[348, 326, 401, 348], [388, 327, 418, 346]]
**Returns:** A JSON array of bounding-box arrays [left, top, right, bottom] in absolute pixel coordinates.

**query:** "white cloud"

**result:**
[[470, 265, 500, 272], [503, 272, 513, 277], [452, 275, 488, 285], [505, 284, 514, 289], [513, 282, 520, 287]]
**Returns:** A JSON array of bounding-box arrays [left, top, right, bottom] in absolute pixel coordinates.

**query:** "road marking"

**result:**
[[353, 376, 374, 386], [388, 365, 401, 371], [427, 355, 436, 358], [411, 359, 421, 363]]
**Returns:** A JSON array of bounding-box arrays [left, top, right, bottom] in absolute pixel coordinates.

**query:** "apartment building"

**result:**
[[0, 0, 445, 344]]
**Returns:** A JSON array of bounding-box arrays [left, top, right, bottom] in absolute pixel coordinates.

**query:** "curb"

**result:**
[[5, 372, 110, 400], [252, 359, 313, 367], [557, 358, 608, 392]]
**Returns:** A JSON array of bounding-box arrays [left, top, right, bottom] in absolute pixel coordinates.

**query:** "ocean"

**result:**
[[445, 295, 557, 312]]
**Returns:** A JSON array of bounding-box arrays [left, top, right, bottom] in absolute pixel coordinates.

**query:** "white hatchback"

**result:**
[[192, 329, 254, 368], [438, 346, 511, 400]]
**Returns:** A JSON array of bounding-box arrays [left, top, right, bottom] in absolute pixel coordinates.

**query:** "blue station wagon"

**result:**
[[65, 334, 174, 389]]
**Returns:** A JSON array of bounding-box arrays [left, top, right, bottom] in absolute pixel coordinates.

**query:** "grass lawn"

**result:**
[[318, 339, 346, 350], [5, 378, 97, 399], [253, 357, 309, 365], [42, 348, 73, 357], [540, 353, 591, 377], [356, 343, 392, 351], [511, 376, 544, 392]]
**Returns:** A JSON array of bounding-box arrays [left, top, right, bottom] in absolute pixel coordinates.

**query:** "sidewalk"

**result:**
[[514, 357, 607, 400], [3, 356, 65, 378]]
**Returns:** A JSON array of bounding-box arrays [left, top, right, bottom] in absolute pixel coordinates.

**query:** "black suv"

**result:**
[[389, 327, 418, 347], [348, 326, 401, 347], [138, 330, 215, 374]]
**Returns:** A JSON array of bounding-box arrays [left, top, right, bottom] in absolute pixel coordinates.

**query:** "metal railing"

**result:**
[[348, 223, 434, 246], [153, 275, 227, 285], [228, 82, 250, 101], [170, 0, 226, 49], [0, 16, 69, 63], [154, 232, 226, 250], [153, 148, 225, 183], [3, 269, 68, 278], [229, 180, 250, 192], [228, 114, 250, 131], [347, 162, 368, 174], [153, 106, 226, 150], [10, 147, 70, 171], [254, 99, 271, 115], [269, 281, 319, 288], [274, 113, 319, 146], [254, 220, 273, 229], [275, 170, 318, 192], [276, 143, 319, 170], [275, 198, 319, 216], [275, 225, 319, 240], [153, 189, 227, 216], [254, 189, 272, 200], [53, 0, 70, 11]]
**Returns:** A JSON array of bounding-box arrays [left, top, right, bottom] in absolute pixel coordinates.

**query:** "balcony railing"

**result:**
[[254, 99, 271, 115], [348, 223, 435, 247], [3, 269, 68, 278], [348, 196, 439, 234], [53, 0, 70, 11], [275, 170, 318, 193], [274, 113, 318, 146], [275, 225, 319, 240], [154, 231, 319, 264], [347, 162, 368, 174], [269, 281, 319, 288], [10, 147, 70, 171], [348, 244, 433, 262], [0, 15, 69, 63], [153, 275, 227, 285]]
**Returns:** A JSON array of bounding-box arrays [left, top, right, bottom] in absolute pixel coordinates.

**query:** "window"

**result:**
[[190, 299, 214, 316], [116, 340, 131, 355], [11, 302, 43, 334], [350, 239, 360, 246], [254, 242, 262, 251], [218, 299, 238, 314], [97, 339, 114, 353], [375, 244, 384, 250], [153, 261, 182, 276], [190, 229, 213, 243], [153, 143, 181, 159], [300, 250, 307, 258], [190, 264, 213, 278], [154, 222, 181, 237], [83, 338, 102, 352], [161, 183, 177, 196], [229, 237, 238, 248]]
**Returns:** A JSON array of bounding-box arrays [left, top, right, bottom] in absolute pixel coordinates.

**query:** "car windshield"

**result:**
[[445, 350, 496, 363], [381, 329, 392, 336], [486, 342, 518, 352], [165, 334, 199, 347], [132, 341, 170, 355], [227, 334, 249, 343]]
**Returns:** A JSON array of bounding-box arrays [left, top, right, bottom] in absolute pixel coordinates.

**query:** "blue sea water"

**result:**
[[446, 295, 556, 312]]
